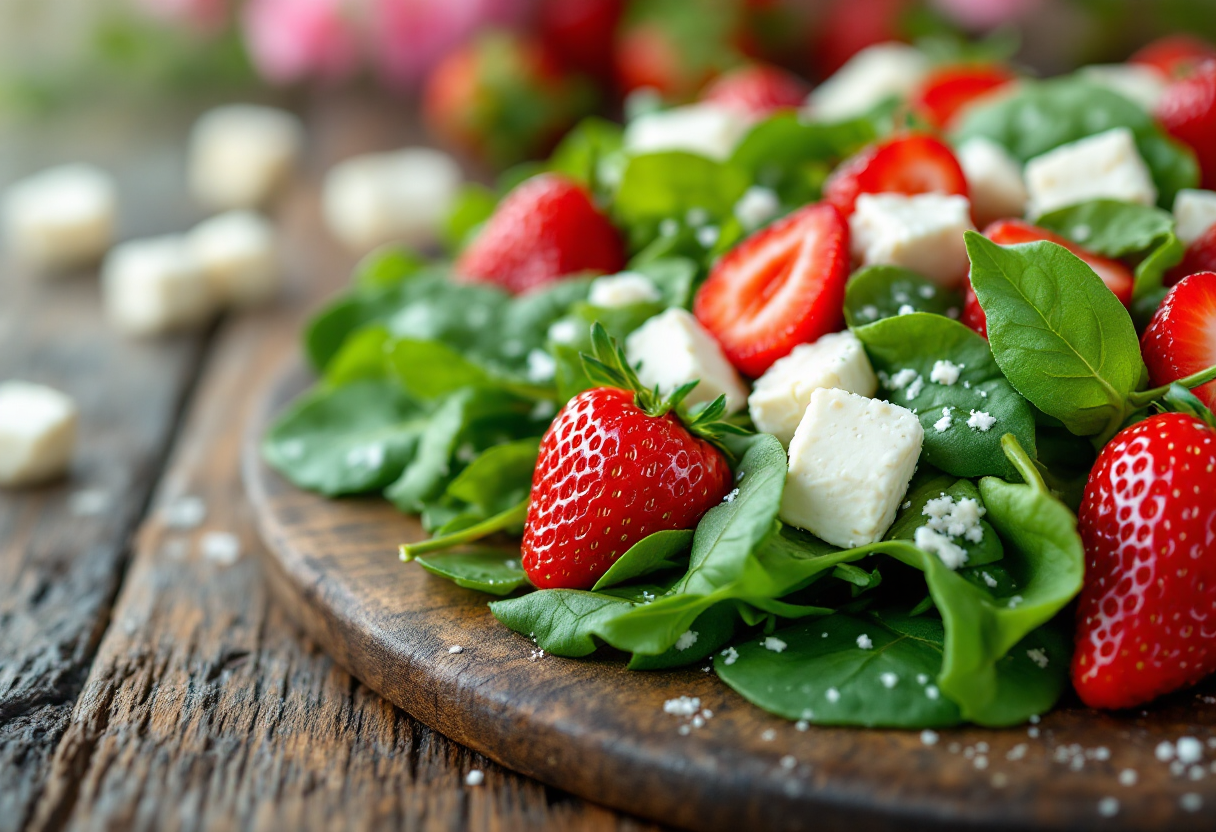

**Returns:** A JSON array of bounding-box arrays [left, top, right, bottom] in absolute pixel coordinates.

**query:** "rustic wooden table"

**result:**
[[0, 95, 662, 832]]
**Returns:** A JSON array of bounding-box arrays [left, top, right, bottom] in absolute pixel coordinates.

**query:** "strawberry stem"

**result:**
[[399, 500, 529, 560], [1127, 362, 1216, 408]]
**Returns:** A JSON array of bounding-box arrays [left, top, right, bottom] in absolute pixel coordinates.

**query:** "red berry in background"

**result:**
[[823, 134, 970, 216], [911, 65, 1016, 130], [455, 174, 625, 294], [699, 63, 811, 118], [1072, 412, 1216, 710], [522, 386, 731, 590], [1156, 61, 1216, 190], [814, 0, 909, 77], [537, 0, 623, 82], [1141, 272, 1216, 411], [1131, 33, 1216, 80], [694, 202, 849, 378], [614, 0, 745, 100], [1166, 223, 1216, 286]]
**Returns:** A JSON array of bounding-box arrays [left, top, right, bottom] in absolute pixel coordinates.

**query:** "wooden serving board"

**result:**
[[244, 357, 1216, 832]]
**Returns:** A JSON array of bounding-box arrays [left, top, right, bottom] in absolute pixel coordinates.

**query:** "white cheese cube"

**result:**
[[2, 164, 116, 270], [957, 137, 1028, 228], [1024, 127, 1157, 217], [102, 235, 215, 336], [780, 388, 923, 549], [323, 148, 462, 253], [187, 210, 279, 307], [623, 105, 750, 162], [849, 193, 975, 287], [807, 43, 929, 122], [189, 104, 304, 209], [1174, 189, 1216, 246], [1080, 64, 1168, 111], [748, 331, 878, 447], [588, 272, 661, 307], [625, 308, 748, 414], [0, 381, 78, 486]]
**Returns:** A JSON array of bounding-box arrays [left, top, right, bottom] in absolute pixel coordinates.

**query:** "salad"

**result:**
[[264, 36, 1216, 730]]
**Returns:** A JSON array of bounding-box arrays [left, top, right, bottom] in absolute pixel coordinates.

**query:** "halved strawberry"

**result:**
[[822, 134, 970, 216], [693, 202, 849, 377], [699, 62, 810, 118], [961, 220, 1135, 338], [1141, 272, 1216, 411], [911, 64, 1015, 130], [1156, 61, 1216, 190], [455, 173, 625, 294], [1131, 34, 1216, 80], [1167, 223, 1216, 286]]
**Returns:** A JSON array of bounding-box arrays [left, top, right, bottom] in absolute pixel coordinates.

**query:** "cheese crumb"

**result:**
[[1119, 769, 1138, 786], [921, 729, 939, 746], [825, 688, 841, 703], [720, 646, 739, 665], [968, 410, 997, 432], [465, 770, 484, 786], [856, 634, 873, 650], [1026, 648, 1049, 669], [933, 408, 953, 433], [675, 630, 699, 651], [448, 645, 464, 654], [915, 526, 968, 569], [925, 685, 940, 700], [763, 637, 788, 653], [1098, 797, 1120, 818], [1176, 737, 1204, 765], [880, 672, 898, 688], [930, 360, 962, 386], [981, 572, 998, 588], [664, 696, 701, 716]]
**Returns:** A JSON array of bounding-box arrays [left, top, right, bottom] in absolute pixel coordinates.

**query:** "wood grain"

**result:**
[[245, 361, 1216, 832]]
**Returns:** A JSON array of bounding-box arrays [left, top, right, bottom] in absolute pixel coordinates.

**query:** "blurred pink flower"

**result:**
[[136, 0, 228, 33], [242, 0, 363, 85], [931, 0, 1043, 30], [370, 0, 531, 89]]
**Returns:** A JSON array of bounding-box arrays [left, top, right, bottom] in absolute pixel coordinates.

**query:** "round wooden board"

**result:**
[[244, 357, 1216, 832]]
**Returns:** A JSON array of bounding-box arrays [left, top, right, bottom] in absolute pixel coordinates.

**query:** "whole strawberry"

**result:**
[[1072, 410, 1216, 709], [522, 326, 735, 589], [455, 173, 625, 294]]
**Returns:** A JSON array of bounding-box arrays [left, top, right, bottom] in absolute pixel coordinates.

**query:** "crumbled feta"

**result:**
[[1174, 189, 1216, 246], [547, 319, 580, 344], [1080, 63, 1169, 110], [2, 164, 116, 269], [696, 225, 720, 248], [1119, 769, 1138, 786], [1097, 797, 1120, 818], [956, 137, 1028, 228], [102, 235, 215, 335], [465, 770, 484, 786], [1176, 737, 1204, 765], [748, 331, 878, 446], [825, 687, 841, 703], [930, 360, 963, 386], [921, 729, 939, 746], [968, 410, 997, 432], [915, 526, 968, 569], [722, 487, 740, 503], [763, 636, 788, 653], [897, 304, 916, 315], [0, 381, 79, 487], [888, 368, 920, 390], [588, 272, 661, 307], [1026, 648, 1050, 669], [880, 672, 898, 688], [849, 193, 975, 288], [664, 696, 701, 716], [625, 308, 748, 413], [808, 43, 929, 122], [187, 210, 279, 308], [925, 685, 940, 700], [933, 408, 954, 433], [981, 571, 998, 588], [624, 104, 751, 162], [1180, 793, 1203, 813], [720, 646, 739, 665], [856, 634, 873, 650], [526, 349, 557, 383], [201, 531, 241, 565], [923, 494, 986, 544], [675, 630, 699, 651], [780, 755, 797, 770], [449, 645, 464, 654], [734, 186, 780, 229], [780, 389, 923, 548], [1156, 741, 1176, 762], [189, 104, 303, 209], [1025, 128, 1157, 216]]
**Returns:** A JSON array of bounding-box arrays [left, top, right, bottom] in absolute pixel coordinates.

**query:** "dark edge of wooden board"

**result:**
[[243, 355, 1216, 832]]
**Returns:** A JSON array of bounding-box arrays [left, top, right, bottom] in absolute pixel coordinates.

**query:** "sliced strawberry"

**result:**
[[1131, 34, 1216, 80], [1156, 61, 1216, 190], [911, 64, 1015, 130], [1141, 272, 1216, 411], [693, 202, 849, 377], [455, 173, 625, 294], [1167, 223, 1216, 286], [823, 134, 970, 216], [699, 63, 810, 118], [961, 280, 987, 338]]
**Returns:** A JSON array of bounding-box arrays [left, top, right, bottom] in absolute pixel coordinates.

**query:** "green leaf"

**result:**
[[965, 233, 1142, 438], [446, 437, 540, 517], [353, 245, 426, 292], [627, 602, 738, 670], [387, 338, 497, 399], [324, 325, 391, 386], [844, 266, 964, 327], [262, 381, 428, 496], [443, 183, 498, 254], [547, 116, 624, 196], [854, 312, 1037, 478], [592, 529, 694, 590], [415, 549, 528, 596], [886, 474, 1004, 569], [490, 590, 635, 657], [729, 114, 876, 205]]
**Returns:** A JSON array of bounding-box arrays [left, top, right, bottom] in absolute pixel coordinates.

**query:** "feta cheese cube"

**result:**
[[623, 105, 750, 162], [1174, 189, 1216, 246], [3, 164, 116, 270], [780, 388, 923, 548], [1080, 64, 1169, 111], [808, 43, 929, 122], [323, 148, 462, 253], [957, 137, 1028, 227], [187, 211, 279, 307], [0, 381, 78, 486], [748, 331, 878, 446], [189, 105, 304, 209], [102, 235, 215, 336], [625, 309, 748, 413], [588, 272, 661, 307], [849, 193, 975, 287], [1024, 127, 1157, 217]]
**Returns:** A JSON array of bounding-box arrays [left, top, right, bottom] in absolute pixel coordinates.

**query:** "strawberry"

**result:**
[[1072, 411, 1216, 709], [522, 326, 735, 589], [699, 62, 810, 118], [1141, 272, 1216, 411], [813, 0, 910, 78], [1166, 223, 1216, 286], [455, 174, 625, 294], [1131, 34, 1216, 80], [423, 32, 596, 167], [614, 0, 744, 100], [822, 133, 970, 217], [911, 64, 1015, 131], [961, 219, 1135, 338], [693, 202, 849, 378], [1155, 61, 1216, 190], [536, 0, 623, 82]]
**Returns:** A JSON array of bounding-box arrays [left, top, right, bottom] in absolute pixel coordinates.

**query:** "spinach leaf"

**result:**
[[443, 183, 498, 254], [729, 114, 876, 205], [446, 437, 540, 517], [354, 245, 426, 292], [854, 312, 1037, 478], [387, 339, 499, 399], [547, 116, 624, 196], [627, 602, 738, 670], [262, 381, 428, 496], [844, 266, 963, 327], [324, 325, 391, 386], [592, 529, 694, 590], [965, 233, 1142, 438], [490, 590, 635, 657], [886, 474, 1004, 569], [415, 549, 528, 596]]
